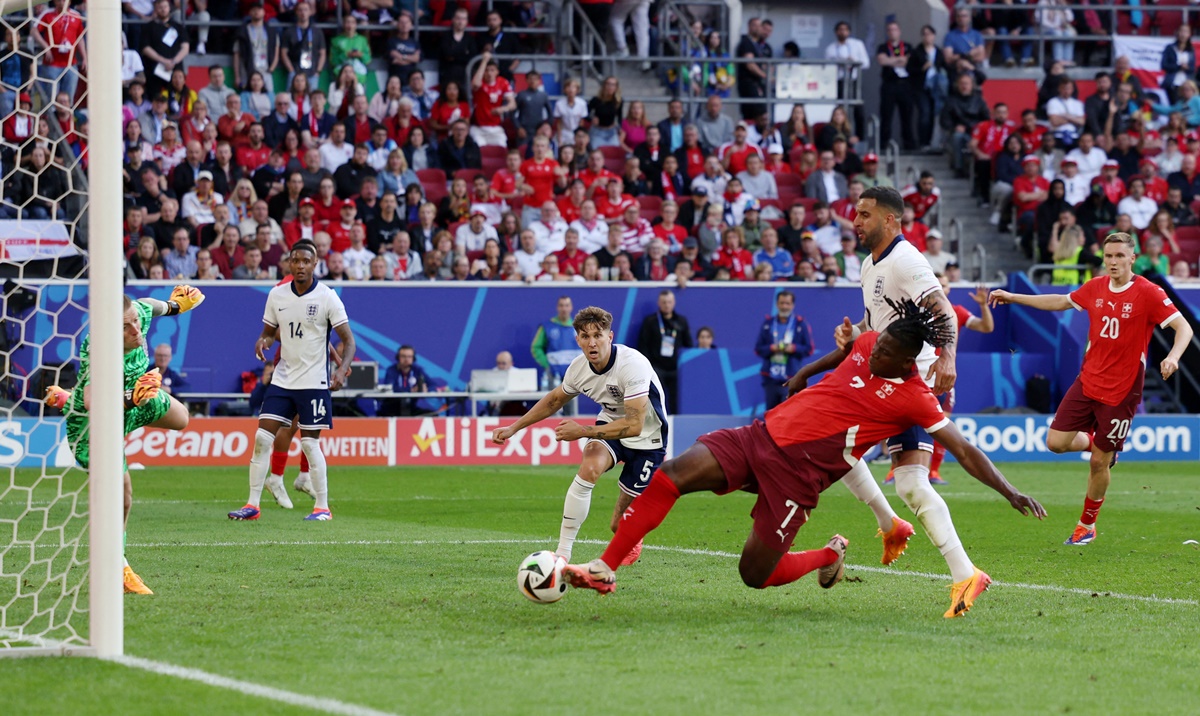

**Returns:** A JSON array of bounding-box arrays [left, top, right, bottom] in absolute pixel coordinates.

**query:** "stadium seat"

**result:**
[[417, 168, 446, 185], [455, 168, 484, 184], [600, 146, 627, 174], [641, 209, 661, 223], [480, 145, 508, 163], [423, 180, 448, 204], [1155, 0, 1188, 36], [638, 195, 662, 211], [779, 185, 805, 205], [466, 249, 484, 263], [811, 122, 827, 141], [776, 174, 804, 191], [482, 156, 507, 176], [758, 198, 782, 212], [766, 218, 786, 229]]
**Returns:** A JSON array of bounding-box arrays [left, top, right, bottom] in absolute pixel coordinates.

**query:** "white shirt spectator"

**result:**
[[1046, 96, 1086, 146], [530, 218, 569, 254], [690, 172, 730, 202], [811, 223, 842, 256], [514, 248, 545, 278], [823, 171, 842, 202], [320, 141, 354, 172], [554, 96, 589, 147], [736, 169, 778, 199], [1064, 145, 1107, 185], [455, 221, 499, 253], [342, 246, 375, 280], [824, 37, 871, 80], [923, 249, 957, 275], [570, 218, 609, 253], [180, 191, 224, 225], [1058, 173, 1090, 205], [1117, 195, 1159, 230], [384, 249, 423, 280]]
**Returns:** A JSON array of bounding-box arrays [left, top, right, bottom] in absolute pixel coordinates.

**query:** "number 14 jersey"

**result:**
[[263, 279, 349, 390]]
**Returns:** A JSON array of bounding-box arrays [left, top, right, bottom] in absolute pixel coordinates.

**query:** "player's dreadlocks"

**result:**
[[883, 297, 955, 354]]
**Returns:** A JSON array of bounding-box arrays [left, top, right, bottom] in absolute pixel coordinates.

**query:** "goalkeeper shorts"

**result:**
[[66, 391, 171, 469]]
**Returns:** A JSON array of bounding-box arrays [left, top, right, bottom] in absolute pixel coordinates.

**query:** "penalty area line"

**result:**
[[111, 655, 401, 716], [126, 537, 1199, 607]]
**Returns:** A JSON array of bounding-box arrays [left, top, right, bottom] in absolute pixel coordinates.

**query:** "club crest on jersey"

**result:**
[[1094, 299, 1104, 308], [1122, 302, 1133, 313], [607, 385, 622, 399], [875, 383, 895, 399], [306, 303, 318, 318], [873, 277, 885, 298], [852, 352, 866, 366]]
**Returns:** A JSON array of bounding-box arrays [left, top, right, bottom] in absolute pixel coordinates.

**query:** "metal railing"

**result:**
[[973, 243, 990, 282], [886, 139, 901, 188], [1026, 262, 1089, 283], [560, 0, 610, 83], [951, 1, 1196, 69]]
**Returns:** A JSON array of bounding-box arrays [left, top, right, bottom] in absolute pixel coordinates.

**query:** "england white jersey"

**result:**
[[560, 344, 667, 451], [859, 237, 942, 387], [263, 280, 349, 390]]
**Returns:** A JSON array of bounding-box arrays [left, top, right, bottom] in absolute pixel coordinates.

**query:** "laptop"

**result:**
[[471, 368, 539, 393], [346, 361, 378, 390]]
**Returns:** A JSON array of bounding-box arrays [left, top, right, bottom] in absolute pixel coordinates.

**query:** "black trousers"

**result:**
[[656, 368, 679, 415], [763, 378, 788, 413], [880, 79, 916, 150]]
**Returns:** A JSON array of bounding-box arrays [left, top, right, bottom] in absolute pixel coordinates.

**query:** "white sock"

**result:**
[[893, 464, 974, 582], [841, 459, 898, 532], [298, 471, 311, 485], [557, 476, 594, 561], [301, 437, 329, 511], [247, 428, 274, 507]]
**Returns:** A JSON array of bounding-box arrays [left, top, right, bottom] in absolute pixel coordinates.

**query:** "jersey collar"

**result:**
[[290, 277, 319, 297], [1107, 275, 1136, 293], [589, 344, 618, 375], [875, 236, 904, 263]]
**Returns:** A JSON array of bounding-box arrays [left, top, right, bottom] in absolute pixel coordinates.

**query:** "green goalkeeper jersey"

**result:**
[[67, 300, 154, 416]]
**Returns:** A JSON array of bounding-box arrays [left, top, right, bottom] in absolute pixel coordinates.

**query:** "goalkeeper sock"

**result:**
[[300, 437, 329, 510], [247, 428, 274, 507], [841, 459, 897, 532], [556, 476, 594, 562], [270, 450, 288, 479]]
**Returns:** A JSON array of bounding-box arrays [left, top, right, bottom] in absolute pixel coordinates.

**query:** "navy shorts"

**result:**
[[259, 384, 333, 431], [887, 424, 935, 455], [588, 425, 666, 497]]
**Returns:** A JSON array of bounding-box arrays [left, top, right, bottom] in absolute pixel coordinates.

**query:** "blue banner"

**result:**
[[0, 418, 73, 469]]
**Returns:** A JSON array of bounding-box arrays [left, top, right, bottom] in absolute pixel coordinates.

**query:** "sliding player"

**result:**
[[45, 286, 206, 594], [566, 300, 1046, 618], [989, 233, 1191, 545], [228, 240, 357, 522], [493, 306, 668, 566]]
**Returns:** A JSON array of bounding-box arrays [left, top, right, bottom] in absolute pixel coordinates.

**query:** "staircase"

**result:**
[[613, 60, 672, 125], [894, 151, 1031, 282]]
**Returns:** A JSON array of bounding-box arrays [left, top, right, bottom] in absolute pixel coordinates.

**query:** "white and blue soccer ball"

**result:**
[[517, 550, 567, 604]]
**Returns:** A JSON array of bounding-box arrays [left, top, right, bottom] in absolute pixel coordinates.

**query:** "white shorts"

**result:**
[[470, 125, 508, 147]]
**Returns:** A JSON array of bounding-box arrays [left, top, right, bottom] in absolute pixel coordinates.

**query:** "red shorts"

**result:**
[[1051, 374, 1142, 453], [697, 421, 839, 553]]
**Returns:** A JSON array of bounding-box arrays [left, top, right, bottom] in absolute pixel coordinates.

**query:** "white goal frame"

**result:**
[[0, 0, 125, 659]]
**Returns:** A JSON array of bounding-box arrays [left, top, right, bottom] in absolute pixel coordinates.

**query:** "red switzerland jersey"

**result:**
[[521, 157, 557, 207], [953, 304, 972, 331], [1012, 175, 1049, 214], [491, 168, 518, 197], [680, 146, 705, 179], [765, 332, 948, 458], [580, 167, 618, 191], [971, 119, 1015, 157], [236, 145, 271, 173], [1018, 125, 1047, 150], [1143, 176, 1168, 204], [718, 142, 763, 175], [594, 192, 636, 221], [1091, 175, 1126, 205], [901, 186, 940, 219], [38, 8, 84, 67], [473, 77, 512, 127], [1068, 276, 1181, 405], [556, 196, 583, 223], [553, 248, 588, 275], [830, 197, 857, 223]]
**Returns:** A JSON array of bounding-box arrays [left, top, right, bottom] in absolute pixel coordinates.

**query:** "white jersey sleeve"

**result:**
[[325, 289, 349, 329], [263, 289, 280, 328]]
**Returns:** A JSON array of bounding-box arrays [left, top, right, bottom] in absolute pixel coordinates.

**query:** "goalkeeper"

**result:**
[[44, 286, 206, 595]]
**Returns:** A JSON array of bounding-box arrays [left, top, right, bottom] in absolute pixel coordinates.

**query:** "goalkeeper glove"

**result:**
[[129, 370, 163, 407], [169, 285, 205, 314], [44, 385, 70, 409]]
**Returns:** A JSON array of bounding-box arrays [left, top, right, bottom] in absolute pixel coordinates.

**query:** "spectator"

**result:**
[[1133, 236, 1170, 277], [781, 104, 812, 150], [1093, 159, 1126, 205], [439, 177, 472, 226], [235, 123, 270, 173], [161, 228, 199, 279], [1047, 224, 1097, 284], [180, 100, 213, 148], [1108, 131, 1140, 181], [1144, 210, 1182, 255], [405, 70, 441, 124], [194, 68, 233, 124], [635, 290, 690, 413], [140, 0, 188, 98], [211, 224, 245, 278], [438, 120, 482, 174], [181, 171, 223, 228], [621, 156, 648, 197], [455, 207, 499, 253], [1167, 153, 1200, 204], [943, 7, 988, 70], [830, 136, 862, 178], [152, 121, 186, 175], [693, 29, 735, 100], [834, 234, 867, 281], [658, 99, 687, 154], [333, 143, 376, 199], [233, 3, 278, 92], [922, 229, 956, 274], [1150, 80, 1200, 128], [855, 152, 891, 189], [387, 13, 421, 86], [909, 25, 947, 152], [138, 91, 171, 145], [587, 76, 623, 149], [552, 77, 589, 149], [1046, 77, 1086, 149], [710, 226, 751, 280], [1014, 155, 1050, 256], [754, 290, 813, 410], [470, 54, 516, 148], [570, 200, 609, 253], [719, 121, 763, 175], [1057, 157, 1089, 207], [941, 72, 989, 177], [218, 92, 254, 149], [530, 201, 570, 253], [593, 224, 633, 278], [227, 178, 258, 225], [1064, 131, 1105, 185], [126, 236, 162, 280], [1117, 177, 1158, 231], [634, 125, 667, 179], [732, 17, 769, 120], [1158, 137, 1185, 176], [1110, 55, 1145, 105], [340, 224, 375, 280], [631, 237, 669, 281], [330, 14, 371, 87], [876, 20, 915, 151], [1083, 73, 1114, 140], [1161, 25, 1196, 105], [231, 245, 269, 280], [969, 102, 1014, 206], [1171, 260, 1197, 282], [438, 8, 477, 92], [1035, 179, 1072, 260], [554, 228, 589, 277], [804, 151, 847, 205], [816, 105, 857, 152], [696, 327, 715, 348], [1161, 186, 1196, 227], [824, 21, 869, 132], [120, 30, 145, 91], [1075, 183, 1117, 241], [668, 236, 712, 279], [477, 9, 521, 81], [594, 175, 636, 222], [385, 231, 423, 280], [281, 0, 326, 86], [753, 227, 793, 278]]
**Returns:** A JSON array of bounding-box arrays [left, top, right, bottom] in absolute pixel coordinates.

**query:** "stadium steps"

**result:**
[[612, 62, 673, 124], [1142, 373, 1185, 414], [895, 152, 1030, 282]]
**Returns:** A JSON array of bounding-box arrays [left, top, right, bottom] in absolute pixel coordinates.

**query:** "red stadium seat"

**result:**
[[795, 197, 817, 213], [637, 195, 662, 211], [416, 168, 446, 185], [466, 250, 485, 263], [758, 198, 782, 212], [481, 156, 507, 176], [600, 146, 627, 174], [480, 145, 508, 162], [422, 180, 448, 204], [455, 168, 485, 184], [766, 218, 786, 229], [640, 209, 661, 223], [776, 173, 804, 190], [811, 122, 827, 141], [1155, 0, 1188, 36], [779, 185, 805, 205]]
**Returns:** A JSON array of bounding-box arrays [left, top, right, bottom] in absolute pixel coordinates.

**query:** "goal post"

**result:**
[[0, 0, 124, 658]]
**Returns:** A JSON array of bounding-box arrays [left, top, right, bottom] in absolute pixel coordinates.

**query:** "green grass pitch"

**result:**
[[3, 462, 1199, 715]]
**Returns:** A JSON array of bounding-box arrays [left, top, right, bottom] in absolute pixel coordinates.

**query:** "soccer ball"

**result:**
[[517, 550, 567, 604]]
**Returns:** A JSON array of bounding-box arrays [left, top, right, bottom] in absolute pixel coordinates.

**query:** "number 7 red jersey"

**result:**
[[765, 332, 949, 464], [1067, 275, 1182, 406]]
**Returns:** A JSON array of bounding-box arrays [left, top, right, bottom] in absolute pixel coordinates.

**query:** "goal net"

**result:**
[[1, 0, 125, 657]]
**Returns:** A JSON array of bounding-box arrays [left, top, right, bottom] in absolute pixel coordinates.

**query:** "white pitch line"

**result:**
[[111, 656, 400, 716], [127, 537, 1199, 607]]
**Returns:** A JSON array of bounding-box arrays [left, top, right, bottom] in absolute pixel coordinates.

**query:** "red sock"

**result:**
[[270, 451, 288, 477], [930, 442, 946, 474], [300, 452, 310, 473], [1085, 433, 1095, 453], [761, 548, 838, 588], [599, 471, 680, 570], [1079, 496, 1104, 527]]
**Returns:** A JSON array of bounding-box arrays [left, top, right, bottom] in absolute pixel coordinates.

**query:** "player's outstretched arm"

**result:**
[[968, 285, 995, 333], [140, 286, 206, 318], [786, 343, 851, 395], [559, 396, 648, 442], [255, 323, 279, 362], [988, 289, 1073, 312], [933, 421, 1047, 519], [1161, 315, 1195, 380], [923, 290, 958, 394], [329, 323, 357, 391], [492, 386, 574, 443]]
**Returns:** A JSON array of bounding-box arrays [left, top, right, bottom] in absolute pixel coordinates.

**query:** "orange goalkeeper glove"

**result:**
[[130, 370, 162, 407], [169, 285, 205, 313], [44, 385, 70, 409]]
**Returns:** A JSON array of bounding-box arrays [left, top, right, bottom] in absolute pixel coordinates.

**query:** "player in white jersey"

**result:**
[[493, 306, 668, 566], [229, 240, 358, 522], [792, 186, 993, 616]]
